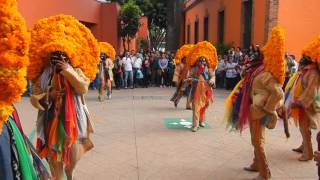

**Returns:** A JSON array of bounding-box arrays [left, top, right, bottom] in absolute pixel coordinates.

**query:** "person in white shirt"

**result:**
[[132, 50, 142, 88], [225, 57, 238, 90], [122, 51, 134, 89]]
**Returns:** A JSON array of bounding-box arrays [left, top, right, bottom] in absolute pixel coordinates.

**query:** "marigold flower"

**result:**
[[261, 26, 286, 84], [175, 44, 194, 65], [187, 41, 218, 69], [0, 0, 30, 133], [99, 42, 116, 61], [28, 14, 100, 81]]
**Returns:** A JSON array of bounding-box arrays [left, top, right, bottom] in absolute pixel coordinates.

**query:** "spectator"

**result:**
[[158, 53, 168, 87], [142, 55, 152, 88], [152, 51, 161, 86], [248, 44, 255, 56], [225, 57, 238, 90], [114, 55, 124, 89], [166, 54, 175, 87], [122, 51, 134, 89], [132, 50, 142, 88], [216, 55, 226, 88], [234, 47, 242, 64]]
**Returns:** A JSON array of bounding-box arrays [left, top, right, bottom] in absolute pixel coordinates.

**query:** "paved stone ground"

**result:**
[[16, 88, 318, 180]]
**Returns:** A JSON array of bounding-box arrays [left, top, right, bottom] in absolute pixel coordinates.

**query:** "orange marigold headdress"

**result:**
[[174, 44, 194, 65], [99, 42, 116, 61], [0, 0, 30, 134], [28, 14, 100, 81], [261, 26, 286, 84], [302, 35, 320, 63], [187, 41, 218, 69]]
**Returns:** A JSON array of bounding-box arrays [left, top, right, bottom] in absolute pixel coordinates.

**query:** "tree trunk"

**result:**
[[122, 37, 127, 53], [127, 37, 131, 51]]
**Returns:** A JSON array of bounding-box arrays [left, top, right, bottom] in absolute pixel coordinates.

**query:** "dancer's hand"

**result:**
[[49, 89, 65, 100], [184, 78, 192, 83], [55, 61, 69, 72]]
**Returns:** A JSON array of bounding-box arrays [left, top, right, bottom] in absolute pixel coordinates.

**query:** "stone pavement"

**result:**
[[15, 88, 318, 180]]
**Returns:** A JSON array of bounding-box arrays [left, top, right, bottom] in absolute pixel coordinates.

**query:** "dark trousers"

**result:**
[[143, 68, 151, 87], [115, 72, 124, 89], [226, 77, 237, 90], [0, 124, 14, 180], [216, 72, 225, 88]]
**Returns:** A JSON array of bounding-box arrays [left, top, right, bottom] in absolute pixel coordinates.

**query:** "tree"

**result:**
[[116, 0, 167, 51], [119, 0, 142, 51], [148, 0, 167, 51]]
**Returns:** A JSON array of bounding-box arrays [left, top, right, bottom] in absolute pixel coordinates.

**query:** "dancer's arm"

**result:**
[[60, 66, 90, 95]]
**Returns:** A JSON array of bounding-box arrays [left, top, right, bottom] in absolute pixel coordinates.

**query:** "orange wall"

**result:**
[[18, 0, 100, 27], [100, 3, 121, 53], [137, 16, 149, 40], [184, 0, 248, 47], [252, 0, 267, 46], [184, 0, 216, 44], [17, 0, 148, 54], [223, 0, 241, 46], [278, 0, 320, 58]]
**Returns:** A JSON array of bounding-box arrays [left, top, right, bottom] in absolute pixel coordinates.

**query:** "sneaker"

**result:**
[[199, 122, 205, 128]]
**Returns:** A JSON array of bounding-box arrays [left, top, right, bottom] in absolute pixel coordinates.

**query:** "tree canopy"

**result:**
[[115, 0, 167, 50], [119, 0, 142, 51]]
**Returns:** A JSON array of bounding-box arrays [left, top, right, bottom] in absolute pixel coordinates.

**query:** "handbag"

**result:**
[[136, 69, 144, 79]]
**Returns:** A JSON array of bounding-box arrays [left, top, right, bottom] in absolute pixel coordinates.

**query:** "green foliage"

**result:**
[[116, 0, 167, 29], [216, 43, 233, 55], [136, 37, 149, 50], [119, 0, 142, 39], [116, 0, 167, 50]]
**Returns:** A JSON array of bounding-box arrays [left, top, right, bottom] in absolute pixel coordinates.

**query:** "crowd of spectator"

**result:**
[[88, 44, 298, 92], [90, 49, 176, 90], [215, 45, 298, 90]]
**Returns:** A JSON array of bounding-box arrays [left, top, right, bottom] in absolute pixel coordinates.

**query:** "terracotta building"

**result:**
[[182, 0, 320, 57], [18, 0, 148, 53]]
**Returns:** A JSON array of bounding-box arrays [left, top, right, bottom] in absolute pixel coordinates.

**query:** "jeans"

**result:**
[[124, 71, 133, 88]]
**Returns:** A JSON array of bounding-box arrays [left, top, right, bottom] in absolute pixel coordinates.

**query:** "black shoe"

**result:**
[[243, 166, 258, 172], [292, 148, 303, 153]]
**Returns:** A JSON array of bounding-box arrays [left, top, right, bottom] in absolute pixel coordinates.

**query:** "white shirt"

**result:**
[[133, 57, 142, 69], [225, 62, 238, 78], [122, 57, 133, 71]]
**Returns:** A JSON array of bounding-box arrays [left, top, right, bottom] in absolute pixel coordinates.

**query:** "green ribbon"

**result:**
[[8, 118, 38, 180]]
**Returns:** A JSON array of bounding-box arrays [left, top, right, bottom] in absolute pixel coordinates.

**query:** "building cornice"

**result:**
[[184, 0, 204, 11]]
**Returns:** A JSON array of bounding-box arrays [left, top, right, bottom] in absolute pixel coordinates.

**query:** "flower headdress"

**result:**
[[187, 41, 218, 69], [99, 42, 116, 61], [174, 44, 194, 65], [28, 14, 100, 81], [0, 0, 30, 134], [302, 35, 320, 64], [261, 26, 286, 84]]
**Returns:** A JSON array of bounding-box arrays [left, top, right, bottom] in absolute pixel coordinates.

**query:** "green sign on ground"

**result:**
[[164, 118, 210, 129]]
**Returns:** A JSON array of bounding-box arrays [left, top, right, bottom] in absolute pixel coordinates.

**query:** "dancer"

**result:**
[[98, 42, 116, 101], [224, 27, 286, 180], [28, 15, 99, 180], [285, 36, 320, 161], [171, 44, 194, 109], [185, 41, 217, 132], [0, 0, 50, 179]]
